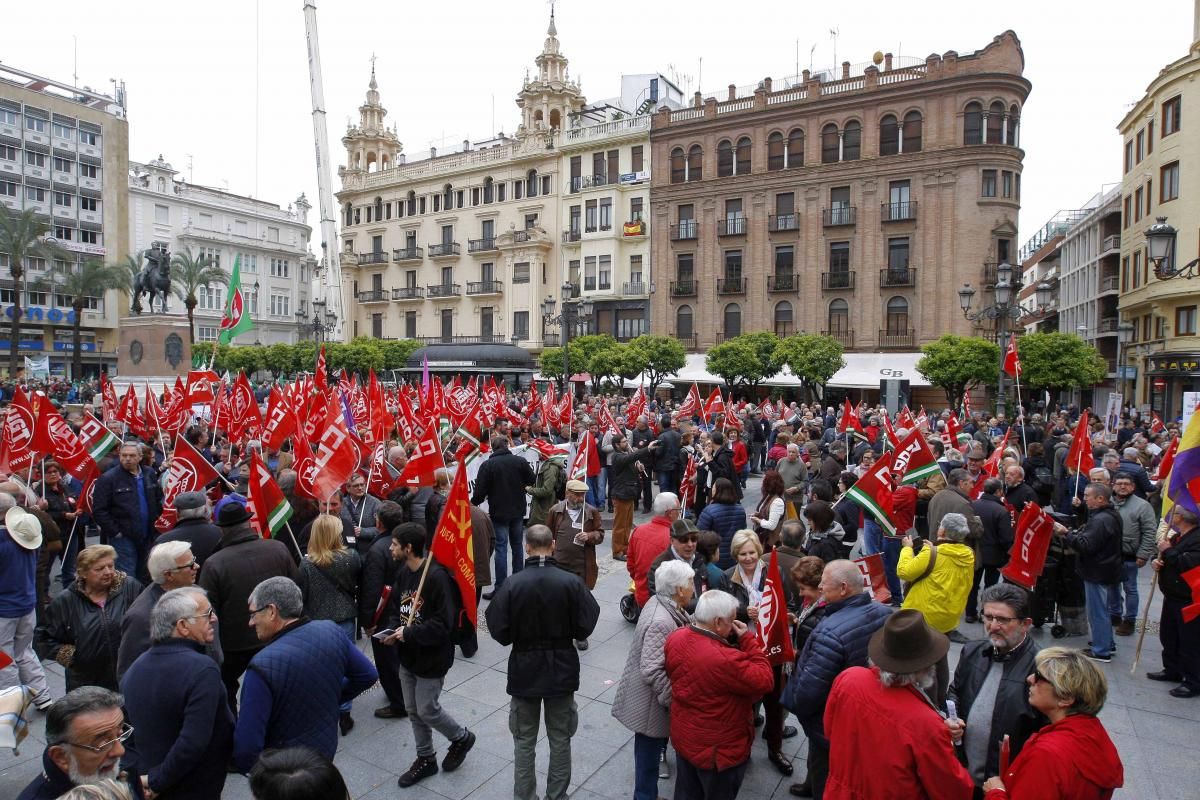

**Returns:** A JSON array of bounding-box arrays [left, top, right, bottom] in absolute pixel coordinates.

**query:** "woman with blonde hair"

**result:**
[[297, 513, 362, 735]]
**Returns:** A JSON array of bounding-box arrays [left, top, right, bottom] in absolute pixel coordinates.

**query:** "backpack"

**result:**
[[545, 459, 567, 502], [1032, 465, 1056, 492]]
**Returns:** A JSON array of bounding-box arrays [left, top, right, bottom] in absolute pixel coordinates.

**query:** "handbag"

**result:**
[[901, 542, 938, 593]]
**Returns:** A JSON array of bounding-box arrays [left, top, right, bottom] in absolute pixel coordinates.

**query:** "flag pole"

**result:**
[[282, 520, 305, 560], [1014, 373, 1027, 454], [406, 554, 436, 625], [1131, 569, 1159, 675], [147, 381, 169, 457], [357, 460, 375, 530]]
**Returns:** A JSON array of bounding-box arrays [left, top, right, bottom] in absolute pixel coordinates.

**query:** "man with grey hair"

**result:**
[[119, 587, 234, 800], [232, 576, 377, 773], [630, 414, 656, 513], [778, 443, 809, 515], [154, 491, 221, 568], [665, 590, 774, 799], [17, 686, 139, 799]]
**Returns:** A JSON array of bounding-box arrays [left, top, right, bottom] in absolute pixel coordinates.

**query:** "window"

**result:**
[[513, 262, 530, 284], [1162, 162, 1180, 202], [988, 102, 1005, 144], [1148, 121, 1154, 154], [725, 198, 744, 234], [199, 286, 224, 311], [1145, 180, 1153, 217], [608, 150, 619, 182], [774, 301, 793, 336], [1132, 251, 1142, 289], [724, 250, 743, 282], [52, 155, 72, 172], [25, 151, 46, 168], [886, 297, 910, 334], [1002, 171, 1013, 198], [1177, 306, 1197, 336], [982, 170, 997, 198], [880, 115, 899, 156], [79, 230, 99, 245], [888, 237, 910, 271], [25, 186, 45, 202], [585, 199, 597, 232], [670, 148, 685, 183], [598, 255, 611, 290], [270, 258, 290, 278], [80, 196, 97, 212], [630, 196, 644, 222], [903, 111, 923, 152], [786, 128, 804, 167], [0, 109, 16, 125], [53, 225, 73, 241], [79, 130, 98, 146], [0, 181, 17, 197], [830, 187, 850, 224], [1163, 95, 1182, 136], [631, 145, 644, 173], [526, 169, 539, 197], [717, 139, 734, 177], [1006, 105, 1019, 145], [830, 241, 850, 273], [54, 191, 72, 208], [1123, 195, 1131, 229], [0, 145, 15, 161], [154, 204, 169, 224], [687, 145, 703, 182], [736, 137, 751, 174], [51, 122, 71, 141], [1124, 141, 1134, 174], [80, 163, 98, 179], [1121, 256, 1129, 291], [630, 254, 643, 284], [676, 305, 694, 339], [585, 256, 597, 290], [270, 294, 291, 317], [775, 246, 794, 282], [842, 121, 861, 160], [440, 309, 454, 340], [677, 253, 694, 282], [25, 116, 46, 133], [197, 326, 218, 342], [767, 132, 785, 170], [405, 311, 417, 339], [1136, 129, 1145, 163], [513, 311, 529, 341], [964, 102, 983, 145], [821, 124, 839, 163], [828, 299, 849, 333], [723, 303, 742, 338], [599, 199, 612, 230], [1134, 186, 1144, 222]]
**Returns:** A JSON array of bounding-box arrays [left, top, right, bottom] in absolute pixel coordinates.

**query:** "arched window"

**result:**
[[767, 132, 785, 171], [717, 139, 734, 177], [549, 109, 561, 129], [987, 101, 1005, 144], [723, 303, 742, 339], [406, 190, 416, 216], [879, 114, 899, 156], [736, 137, 752, 175], [828, 299, 849, 333], [1007, 104, 1019, 145], [483, 177, 494, 203], [344, 203, 353, 227], [442, 184, 453, 210], [787, 129, 804, 167], [670, 148, 686, 183], [964, 102, 983, 145], [774, 301, 794, 336], [374, 196, 383, 219], [886, 296, 910, 334], [903, 111, 923, 152], [821, 124, 840, 163], [677, 305, 694, 339], [526, 169, 538, 197], [687, 145, 703, 181], [157, 177, 166, 192], [842, 121, 861, 161]]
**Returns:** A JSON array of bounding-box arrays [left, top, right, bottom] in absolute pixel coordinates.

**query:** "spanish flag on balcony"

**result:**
[[623, 220, 645, 237]]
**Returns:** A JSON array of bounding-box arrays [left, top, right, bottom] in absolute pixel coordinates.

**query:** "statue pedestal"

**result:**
[[115, 316, 192, 393]]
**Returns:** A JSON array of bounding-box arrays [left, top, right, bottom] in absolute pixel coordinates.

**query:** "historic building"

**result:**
[[0, 64, 129, 377], [127, 155, 315, 345], [1117, 9, 1200, 418], [648, 32, 1030, 355]]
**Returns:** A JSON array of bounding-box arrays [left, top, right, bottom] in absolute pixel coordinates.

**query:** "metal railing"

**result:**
[[881, 201, 918, 222], [671, 221, 698, 240], [879, 268, 916, 288], [426, 283, 462, 297], [392, 287, 424, 300], [671, 280, 697, 297], [466, 280, 503, 295], [769, 213, 799, 232], [676, 333, 699, 350], [622, 281, 648, 295], [718, 216, 747, 236], [822, 329, 855, 347], [1100, 274, 1120, 292], [570, 174, 614, 192], [562, 229, 581, 243], [822, 271, 855, 290], [358, 289, 388, 302], [393, 246, 423, 261], [716, 276, 746, 294], [823, 206, 856, 226], [1098, 316, 1119, 333], [415, 334, 507, 345], [428, 242, 460, 257], [878, 329, 915, 348], [767, 274, 798, 292], [467, 237, 497, 253], [357, 252, 387, 265]]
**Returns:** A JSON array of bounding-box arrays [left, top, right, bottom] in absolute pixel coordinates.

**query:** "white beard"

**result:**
[[67, 752, 121, 786]]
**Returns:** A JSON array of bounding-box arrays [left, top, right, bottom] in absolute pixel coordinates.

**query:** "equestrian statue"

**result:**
[[133, 242, 172, 315]]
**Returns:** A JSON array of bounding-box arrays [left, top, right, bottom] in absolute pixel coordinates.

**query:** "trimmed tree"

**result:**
[[626, 334, 686, 396], [917, 334, 1000, 410], [776, 333, 846, 402], [1016, 331, 1108, 402], [706, 332, 783, 391], [589, 343, 640, 392]]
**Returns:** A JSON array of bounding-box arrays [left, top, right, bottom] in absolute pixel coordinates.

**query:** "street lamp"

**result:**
[[295, 298, 337, 343], [542, 280, 593, 396], [1117, 321, 1135, 404], [1145, 217, 1200, 280], [958, 261, 1054, 418]]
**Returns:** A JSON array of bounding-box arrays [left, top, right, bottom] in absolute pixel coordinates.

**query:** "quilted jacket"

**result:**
[[697, 501, 748, 569], [611, 596, 689, 738]]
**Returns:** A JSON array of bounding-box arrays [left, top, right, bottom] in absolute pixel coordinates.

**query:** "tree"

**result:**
[[264, 343, 294, 378], [589, 343, 640, 392], [626, 334, 686, 396], [538, 347, 567, 384], [776, 333, 846, 402], [917, 335, 1000, 409], [56, 259, 126, 380], [223, 346, 266, 378], [706, 332, 783, 390], [170, 246, 228, 345], [1016, 332, 1108, 400], [330, 337, 386, 377], [0, 206, 69, 377], [381, 339, 423, 373], [570, 334, 618, 393]]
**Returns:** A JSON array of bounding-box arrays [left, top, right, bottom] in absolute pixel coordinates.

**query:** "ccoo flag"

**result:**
[[429, 465, 478, 626], [218, 254, 254, 345]]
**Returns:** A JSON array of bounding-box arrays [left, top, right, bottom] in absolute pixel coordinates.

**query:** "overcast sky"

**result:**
[[5, 0, 1196, 252]]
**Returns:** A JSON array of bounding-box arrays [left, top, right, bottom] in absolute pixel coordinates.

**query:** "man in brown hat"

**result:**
[[823, 609, 974, 799], [545, 480, 604, 650]]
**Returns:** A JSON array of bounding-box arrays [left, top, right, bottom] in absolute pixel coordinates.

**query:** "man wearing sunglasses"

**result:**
[[17, 686, 141, 800]]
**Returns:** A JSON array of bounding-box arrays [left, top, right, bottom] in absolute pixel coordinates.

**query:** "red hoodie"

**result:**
[[984, 713, 1123, 800]]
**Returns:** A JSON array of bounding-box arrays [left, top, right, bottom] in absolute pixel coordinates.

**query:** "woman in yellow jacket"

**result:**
[[896, 511, 976, 707]]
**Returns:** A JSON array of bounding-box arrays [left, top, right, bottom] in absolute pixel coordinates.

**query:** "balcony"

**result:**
[[392, 286, 424, 301], [622, 281, 648, 296], [567, 282, 581, 298], [357, 251, 388, 266], [426, 283, 462, 298], [427, 242, 461, 258], [671, 221, 698, 240], [415, 334, 507, 345], [1100, 274, 1120, 293], [879, 268, 916, 288], [822, 271, 856, 290], [881, 200, 918, 222], [358, 289, 389, 303], [1101, 234, 1121, 253], [513, 229, 536, 242], [466, 280, 503, 295], [768, 273, 798, 292], [562, 229, 582, 244], [393, 246, 423, 262], [543, 333, 561, 347], [676, 333, 699, 351], [822, 329, 855, 348], [1097, 316, 1120, 333], [769, 213, 799, 232], [670, 280, 697, 297], [718, 216, 747, 237], [621, 219, 647, 237], [467, 237, 497, 253], [878, 329, 916, 348], [983, 262, 998, 285], [972, 326, 999, 343], [570, 174, 615, 192], [823, 206, 856, 226], [716, 277, 745, 294]]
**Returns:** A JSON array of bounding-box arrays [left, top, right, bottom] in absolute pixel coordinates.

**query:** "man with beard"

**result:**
[[545, 480, 604, 650], [630, 415, 656, 513]]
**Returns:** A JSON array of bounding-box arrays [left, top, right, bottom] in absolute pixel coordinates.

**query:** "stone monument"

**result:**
[[115, 242, 193, 389]]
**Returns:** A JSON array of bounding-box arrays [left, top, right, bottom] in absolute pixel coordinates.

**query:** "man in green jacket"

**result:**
[[528, 452, 566, 527]]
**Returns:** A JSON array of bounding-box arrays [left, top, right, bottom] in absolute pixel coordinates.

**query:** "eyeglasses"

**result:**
[[183, 608, 217, 621], [248, 604, 274, 618], [981, 613, 1020, 626], [67, 723, 134, 754], [165, 560, 199, 573], [1032, 668, 1052, 686], [676, 534, 699, 543]]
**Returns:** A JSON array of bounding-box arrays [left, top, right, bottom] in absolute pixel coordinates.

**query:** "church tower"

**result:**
[[515, 8, 585, 133], [341, 63, 401, 176]]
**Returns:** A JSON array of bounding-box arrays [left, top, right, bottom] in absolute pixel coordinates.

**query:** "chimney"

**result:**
[[430, 146, 437, 158], [842, 61, 851, 80], [884, 52, 893, 71], [694, 90, 702, 108], [728, 84, 737, 101]]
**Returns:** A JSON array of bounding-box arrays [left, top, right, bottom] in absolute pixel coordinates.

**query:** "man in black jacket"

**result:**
[[154, 492, 222, 569], [654, 415, 682, 495], [967, 479, 1014, 623], [947, 583, 1045, 790], [608, 433, 656, 560], [357, 501, 408, 719], [471, 436, 535, 594], [1003, 465, 1038, 518], [1151, 506, 1200, 697], [92, 442, 163, 581], [1052, 482, 1124, 662], [705, 431, 743, 501], [485, 524, 600, 800], [630, 416, 655, 513]]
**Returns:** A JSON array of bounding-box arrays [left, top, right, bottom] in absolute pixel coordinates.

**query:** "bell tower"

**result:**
[[341, 60, 401, 175], [516, 7, 585, 133]]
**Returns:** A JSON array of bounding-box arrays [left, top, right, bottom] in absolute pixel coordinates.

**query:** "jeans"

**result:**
[[1084, 580, 1116, 656], [1108, 560, 1140, 621], [862, 521, 903, 602], [587, 475, 603, 508], [598, 466, 611, 507], [110, 535, 144, 579], [398, 665, 466, 758], [57, 520, 84, 585], [492, 517, 525, 589], [0, 611, 49, 698], [510, 694, 577, 800], [633, 733, 667, 800], [657, 470, 675, 495], [337, 620, 356, 714], [640, 474, 654, 513], [674, 756, 749, 800]]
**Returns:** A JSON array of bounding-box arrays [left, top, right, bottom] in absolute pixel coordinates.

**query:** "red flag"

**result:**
[[675, 382, 702, 419], [1001, 502, 1055, 590], [679, 454, 697, 509], [757, 549, 796, 666], [1150, 412, 1166, 435], [262, 386, 296, 451], [569, 431, 599, 480], [305, 414, 360, 501], [99, 372, 119, 422], [291, 409, 317, 501], [892, 427, 940, 485], [366, 442, 400, 498], [32, 406, 98, 483], [397, 424, 445, 489], [853, 553, 892, 604], [1155, 437, 1180, 481], [247, 451, 293, 539], [116, 386, 146, 439], [836, 397, 864, 435], [897, 406, 916, 430], [368, 369, 393, 444], [702, 387, 726, 419], [314, 345, 329, 393], [1002, 336, 1022, 378], [625, 384, 647, 428], [228, 372, 263, 442], [523, 382, 542, 420], [595, 401, 620, 437], [185, 370, 217, 405], [429, 465, 478, 626], [1181, 565, 1200, 624], [1065, 410, 1096, 476], [158, 435, 223, 533], [143, 386, 167, 436], [845, 450, 898, 536], [0, 386, 38, 473], [881, 414, 901, 451], [721, 392, 743, 433], [942, 413, 969, 452]]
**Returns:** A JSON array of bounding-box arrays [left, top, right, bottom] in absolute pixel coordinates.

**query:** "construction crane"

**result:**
[[301, 0, 344, 341]]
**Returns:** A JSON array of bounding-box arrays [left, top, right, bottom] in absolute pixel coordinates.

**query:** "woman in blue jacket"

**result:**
[[697, 478, 748, 569]]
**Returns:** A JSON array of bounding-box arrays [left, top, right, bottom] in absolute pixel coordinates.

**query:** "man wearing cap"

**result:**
[[198, 500, 298, 713], [545, 480, 603, 649], [154, 491, 222, 569], [0, 497, 53, 709], [646, 517, 711, 612], [823, 609, 974, 799]]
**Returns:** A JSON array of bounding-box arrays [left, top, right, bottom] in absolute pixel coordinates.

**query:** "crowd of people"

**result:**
[[1, 380, 1196, 800]]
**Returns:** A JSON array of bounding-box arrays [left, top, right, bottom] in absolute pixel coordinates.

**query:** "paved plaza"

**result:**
[[3, 476, 1199, 799]]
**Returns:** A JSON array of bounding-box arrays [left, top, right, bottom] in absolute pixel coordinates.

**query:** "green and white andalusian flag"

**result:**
[[218, 255, 254, 346]]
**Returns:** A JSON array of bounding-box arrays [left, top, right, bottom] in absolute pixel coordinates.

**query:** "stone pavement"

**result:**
[[3, 475, 1199, 799]]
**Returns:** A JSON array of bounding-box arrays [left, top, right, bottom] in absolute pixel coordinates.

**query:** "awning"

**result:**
[[825, 352, 930, 388], [672, 354, 726, 385]]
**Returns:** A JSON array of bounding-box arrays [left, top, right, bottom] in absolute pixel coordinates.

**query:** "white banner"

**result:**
[[23, 356, 49, 377], [1184, 392, 1200, 431]]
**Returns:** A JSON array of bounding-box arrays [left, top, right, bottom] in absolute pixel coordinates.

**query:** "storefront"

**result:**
[[400, 343, 537, 389], [0, 305, 115, 379], [1144, 351, 1200, 422]]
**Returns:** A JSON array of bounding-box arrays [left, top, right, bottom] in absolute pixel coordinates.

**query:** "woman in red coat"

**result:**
[[983, 646, 1123, 799], [664, 588, 774, 798]]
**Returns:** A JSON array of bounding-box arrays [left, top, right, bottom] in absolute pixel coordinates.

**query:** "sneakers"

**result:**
[[374, 704, 408, 719], [1085, 650, 1113, 663], [398, 756, 439, 787], [442, 729, 476, 771], [1115, 619, 1136, 636]]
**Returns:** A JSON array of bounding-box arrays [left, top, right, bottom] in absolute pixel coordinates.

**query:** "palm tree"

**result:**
[[115, 254, 143, 315], [170, 246, 228, 345], [55, 259, 126, 380], [0, 206, 69, 377]]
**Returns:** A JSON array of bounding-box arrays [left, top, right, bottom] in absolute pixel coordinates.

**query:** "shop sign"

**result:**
[[1, 305, 78, 323], [1147, 353, 1200, 375], [53, 341, 97, 352]]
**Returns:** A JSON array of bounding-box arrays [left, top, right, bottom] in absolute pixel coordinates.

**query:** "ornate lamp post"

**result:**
[[541, 281, 593, 396], [295, 298, 337, 343], [1117, 321, 1135, 403], [1145, 217, 1200, 280]]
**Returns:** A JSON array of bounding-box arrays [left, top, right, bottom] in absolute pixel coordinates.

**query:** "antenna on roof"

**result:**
[[830, 27, 840, 67]]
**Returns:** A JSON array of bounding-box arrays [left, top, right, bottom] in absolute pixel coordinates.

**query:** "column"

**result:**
[[1001, 115, 1009, 145], [981, 115, 989, 144]]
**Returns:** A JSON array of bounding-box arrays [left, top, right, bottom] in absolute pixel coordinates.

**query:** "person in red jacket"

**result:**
[[627, 493, 680, 607], [983, 646, 1123, 799], [664, 589, 774, 799], [731, 434, 749, 489], [823, 609, 974, 800]]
